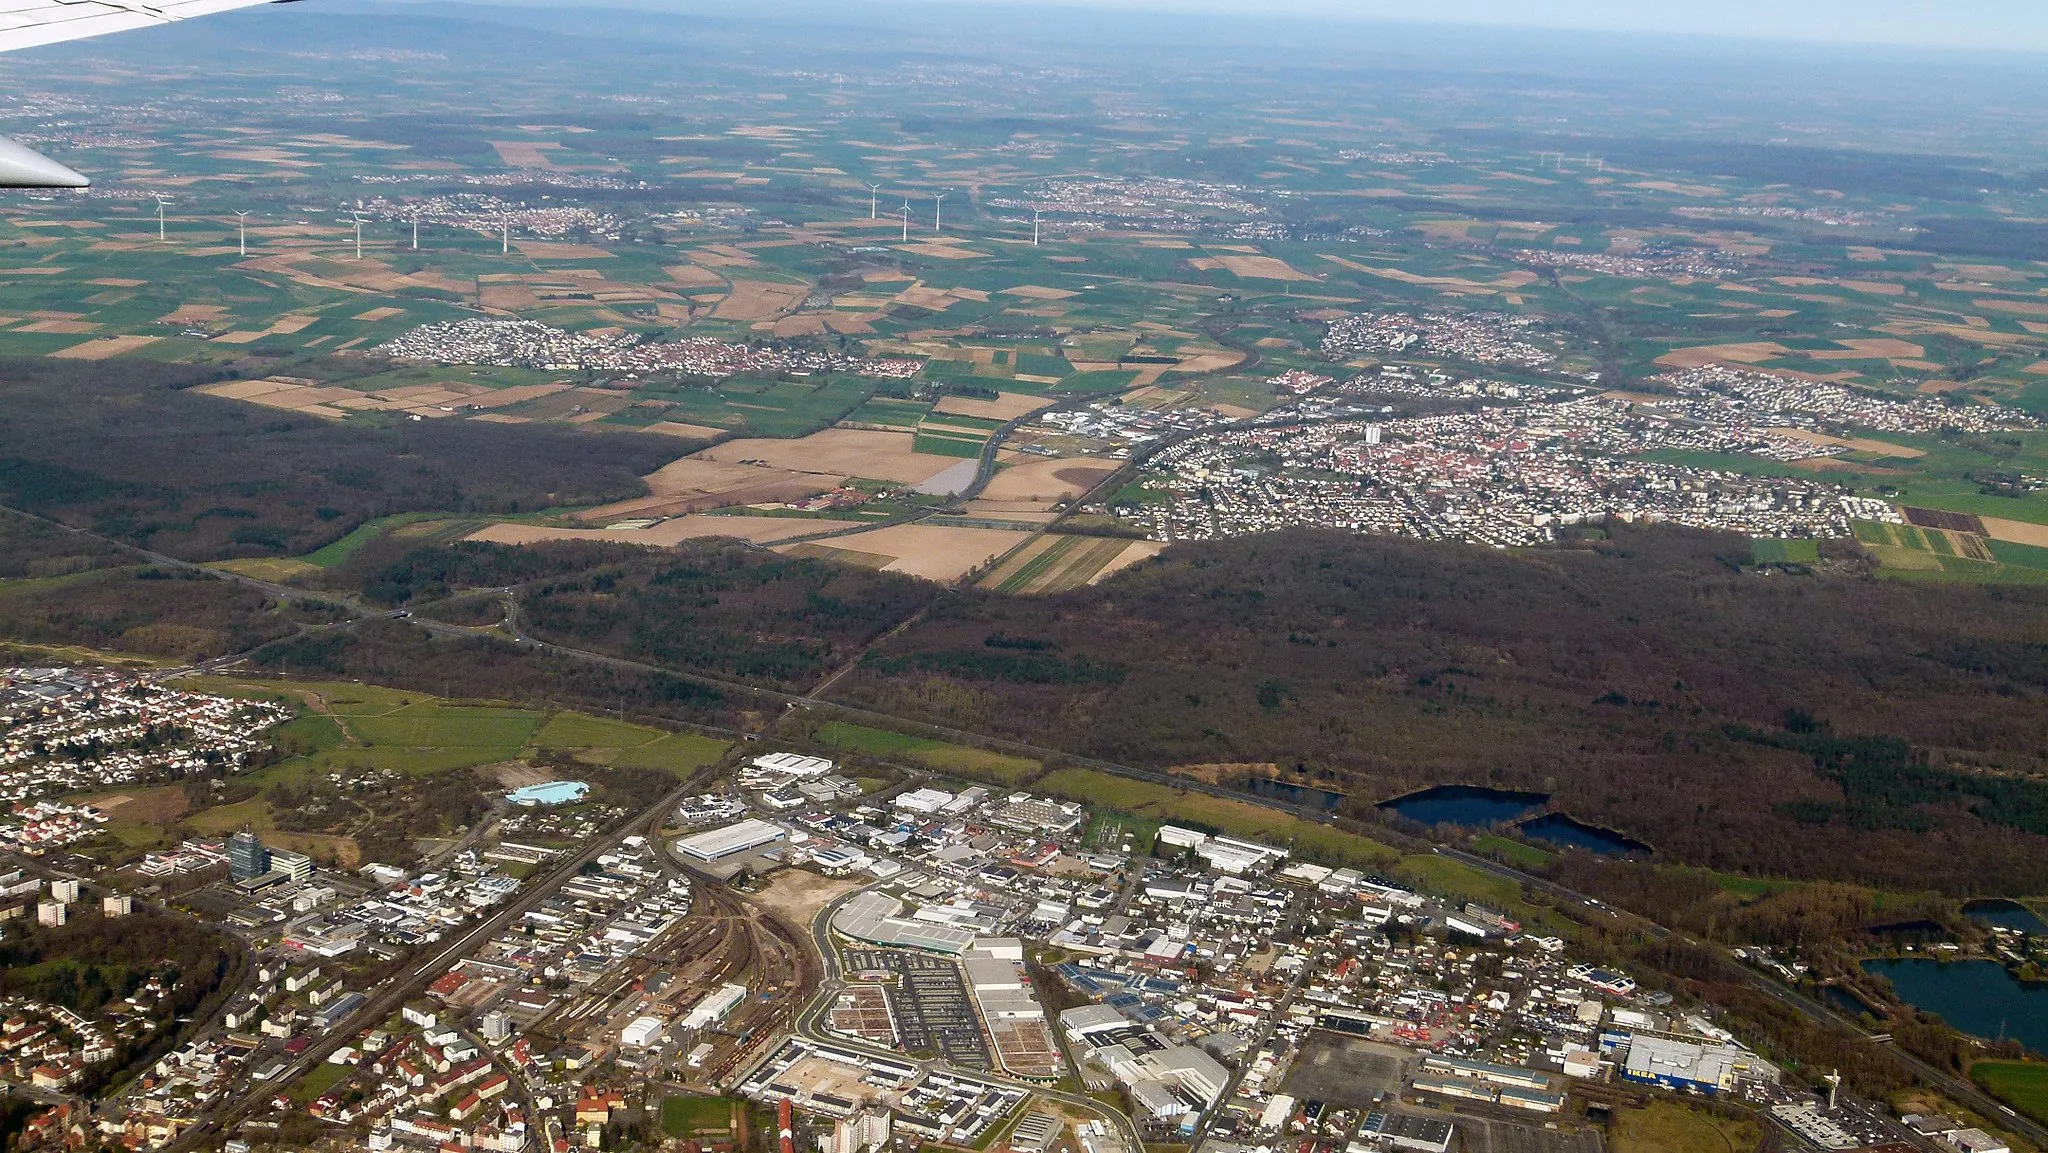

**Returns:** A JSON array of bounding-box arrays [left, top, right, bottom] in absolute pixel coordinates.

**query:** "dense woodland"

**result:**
[[0, 359, 677, 558], [310, 526, 2048, 894], [0, 565, 312, 660], [251, 617, 755, 729], [269, 525, 2048, 893], [350, 539, 938, 690], [8, 456, 2048, 895], [821, 527, 2048, 894]]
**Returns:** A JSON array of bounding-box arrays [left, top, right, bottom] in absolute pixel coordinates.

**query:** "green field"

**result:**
[[349, 703, 543, 749], [1393, 853, 1533, 915], [610, 732, 732, 774], [1611, 1101, 1760, 1153], [812, 721, 1040, 785], [1973, 1061, 2048, 1126], [167, 677, 729, 811], [1750, 537, 1821, 565], [912, 430, 988, 458], [661, 1095, 738, 1138], [1035, 767, 1398, 870], [301, 513, 438, 569], [1471, 834, 1553, 869]]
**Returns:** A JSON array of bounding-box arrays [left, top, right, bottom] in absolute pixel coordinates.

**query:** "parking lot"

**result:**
[[1453, 1114, 1603, 1153], [844, 949, 992, 1070], [1285, 1035, 1409, 1108]]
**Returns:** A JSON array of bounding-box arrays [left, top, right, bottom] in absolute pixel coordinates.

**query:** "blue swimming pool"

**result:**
[[506, 780, 590, 806]]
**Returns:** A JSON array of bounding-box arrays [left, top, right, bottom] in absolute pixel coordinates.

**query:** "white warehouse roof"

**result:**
[[676, 819, 787, 862]]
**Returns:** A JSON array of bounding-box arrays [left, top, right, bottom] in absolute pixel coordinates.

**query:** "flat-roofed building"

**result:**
[[830, 890, 976, 954], [676, 819, 787, 863], [1006, 1111, 1062, 1153], [751, 753, 835, 778]]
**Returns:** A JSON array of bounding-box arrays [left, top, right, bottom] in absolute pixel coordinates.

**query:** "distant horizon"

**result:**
[[884, 0, 2048, 53], [432, 0, 2048, 55]]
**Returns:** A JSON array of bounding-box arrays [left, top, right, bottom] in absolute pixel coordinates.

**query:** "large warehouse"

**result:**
[[676, 819, 788, 864]]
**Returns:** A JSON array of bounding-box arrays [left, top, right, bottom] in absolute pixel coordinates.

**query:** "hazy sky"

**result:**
[[956, 0, 2048, 53]]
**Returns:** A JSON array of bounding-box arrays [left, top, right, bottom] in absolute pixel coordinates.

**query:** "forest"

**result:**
[[351, 539, 938, 691], [300, 524, 2048, 894], [821, 526, 2048, 894], [0, 358, 678, 559], [0, 565, 316, 660]]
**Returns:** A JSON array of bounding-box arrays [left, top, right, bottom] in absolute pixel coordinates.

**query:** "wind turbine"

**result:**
[[154, 196, 167, 242], [934, 191, 947, 233], [869, 183, 881, 220], [233, 210, 249, 257], [901, 201, 910, 243], [411, 209, 420, 251], [352, 212, 364, 260], [501, 218, 510, 255], [1032, 208, 1041, 248]]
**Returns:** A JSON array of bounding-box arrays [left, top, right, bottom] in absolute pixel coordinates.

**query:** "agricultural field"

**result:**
[[5, 0, 2048, 597], [1852, 517, 2048, 583], [978, 534, 1164, 595], [776, 521, 1034, 583]]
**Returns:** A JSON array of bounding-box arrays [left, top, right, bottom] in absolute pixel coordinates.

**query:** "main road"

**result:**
[[775, 882, 1148, 1153]]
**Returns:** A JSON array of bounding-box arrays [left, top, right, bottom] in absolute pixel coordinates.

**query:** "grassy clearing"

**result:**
[[1394, 853, 1531, 913], [349, 703, 543, 748], [1749, 537, 1820, 565], [288, 1061, 351, 1103], [1973, 1061, 2048, 1126], [610, 732, 731, 775], [302, 512, 439, 568], [1610, 1101, 1758, 1153], [533, 712, 670, 750], [209, 556, 321, 582], [661, 1095, 737, 1138], [1036, 767, 1396, 869], [1472, 834, 1552, 869], [813, 721, 1040, 785], [186, 797, 273, 836], [164, 677, 729, 848]]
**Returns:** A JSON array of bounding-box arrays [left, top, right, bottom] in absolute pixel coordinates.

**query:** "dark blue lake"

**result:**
[[1965, 899, 2048, 936], [1245, 776, 1346, 812], [1864, 957, 2048, 1054], [1822, 984, 1876, 1019], [1378, 785, 1547, 829], [1518, 813, 1648, 855]]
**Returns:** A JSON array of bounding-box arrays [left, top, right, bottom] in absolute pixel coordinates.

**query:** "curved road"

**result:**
[[786, 883, 1149, 1153]]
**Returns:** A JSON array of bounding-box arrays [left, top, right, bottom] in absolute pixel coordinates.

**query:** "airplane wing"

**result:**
[[0, 0, 287, 55], [0, 0, 293, 186]]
